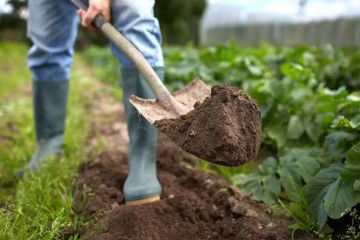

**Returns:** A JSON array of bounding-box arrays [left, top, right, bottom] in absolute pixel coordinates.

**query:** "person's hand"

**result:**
[[77, 0, 111, 31]]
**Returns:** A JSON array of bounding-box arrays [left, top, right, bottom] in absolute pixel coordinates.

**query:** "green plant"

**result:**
[[154, 0, 206, 44], [232, 157, 280, 205]]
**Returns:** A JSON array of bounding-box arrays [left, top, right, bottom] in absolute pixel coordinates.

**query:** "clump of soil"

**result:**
[[154, 85, 262, 167]]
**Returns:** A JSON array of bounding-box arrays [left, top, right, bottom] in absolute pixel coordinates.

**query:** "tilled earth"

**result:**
[[69, 89, 312, 240]]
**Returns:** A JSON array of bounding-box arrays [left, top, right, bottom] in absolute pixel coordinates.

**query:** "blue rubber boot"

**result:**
[[17, 80, 68, 177], [121, 67, 163, 205]]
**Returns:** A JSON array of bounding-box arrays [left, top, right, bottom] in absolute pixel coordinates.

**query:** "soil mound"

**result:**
[[154, 85, 262, 167], [73, 145, 295, 240]]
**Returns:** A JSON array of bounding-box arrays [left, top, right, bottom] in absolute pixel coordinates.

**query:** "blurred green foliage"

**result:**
[[0, 0, 27, 42], [154, 0, 206, 44]]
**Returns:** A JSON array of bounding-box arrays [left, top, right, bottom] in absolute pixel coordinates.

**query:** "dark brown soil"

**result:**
[[154, 85, 262, 167], [73, 146, 292, 240], [69, 87, 312, 240]]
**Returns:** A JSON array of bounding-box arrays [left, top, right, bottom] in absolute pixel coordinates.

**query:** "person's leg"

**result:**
[[111, 0, 164, 205], [19, 0, 78, 175]]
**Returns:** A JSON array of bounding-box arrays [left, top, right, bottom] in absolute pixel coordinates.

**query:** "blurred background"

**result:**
[[1, 0, 359, 47], [201, 0, 360, 47], [0, 0, 206, 47]]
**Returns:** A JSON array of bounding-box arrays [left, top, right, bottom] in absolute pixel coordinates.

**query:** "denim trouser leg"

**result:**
[[27, 0, 78, 81], [110, 0, 164, 68]]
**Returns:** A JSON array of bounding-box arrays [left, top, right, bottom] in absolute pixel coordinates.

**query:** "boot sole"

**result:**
[[125, 196, 160, 206]]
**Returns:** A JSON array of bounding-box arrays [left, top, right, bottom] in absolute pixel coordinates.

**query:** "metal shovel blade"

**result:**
[[129, 78, 211, 124]]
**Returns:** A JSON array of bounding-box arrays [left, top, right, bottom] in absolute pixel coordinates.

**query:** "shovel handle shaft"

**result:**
[[100, 24, 186, 115], [70, 0, 186, 115]]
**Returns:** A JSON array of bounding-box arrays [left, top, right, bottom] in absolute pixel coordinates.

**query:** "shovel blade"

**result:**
[[129, 77, 211, 124]]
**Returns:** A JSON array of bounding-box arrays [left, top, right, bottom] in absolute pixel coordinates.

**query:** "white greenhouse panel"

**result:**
[[201, 0, 360, 46]]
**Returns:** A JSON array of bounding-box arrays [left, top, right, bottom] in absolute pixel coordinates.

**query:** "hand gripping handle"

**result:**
[[70, 0, 106, 29]]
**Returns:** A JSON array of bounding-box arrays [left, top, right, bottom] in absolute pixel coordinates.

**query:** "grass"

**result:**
[[0, 43, 31, 99], [80, 45, 123, 101], [0, 42, 100, 239]]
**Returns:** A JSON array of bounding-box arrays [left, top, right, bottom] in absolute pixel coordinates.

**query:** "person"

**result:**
[[19, 0, 163, 206]]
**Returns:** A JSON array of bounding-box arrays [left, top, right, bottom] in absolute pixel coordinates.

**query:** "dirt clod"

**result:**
[[154, 85, 262, 166]]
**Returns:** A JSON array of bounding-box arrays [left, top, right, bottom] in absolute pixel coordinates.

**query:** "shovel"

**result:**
[[71, 0, 211, 124], [71, 0, 262, 167]]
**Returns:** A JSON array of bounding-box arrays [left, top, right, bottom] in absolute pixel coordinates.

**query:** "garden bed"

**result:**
[[69, 91, 311, 240]]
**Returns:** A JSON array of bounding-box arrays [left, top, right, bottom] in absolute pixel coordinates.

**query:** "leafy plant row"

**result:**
[[162, 42, 360, 234], [81, 43, 360, 235]]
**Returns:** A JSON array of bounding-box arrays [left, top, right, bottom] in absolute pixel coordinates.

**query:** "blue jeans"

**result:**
[[27, 0, 164, 81]]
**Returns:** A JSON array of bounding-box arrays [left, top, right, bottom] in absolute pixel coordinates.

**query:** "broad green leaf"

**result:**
[[331, 116, 360, 130], [317, 113, 336, 129], [302, 163, 342, 229], [351, 115, 360, 127], [341, 143, 360, 182], [324, 178, 358, 219], [257, 79, 287, 99], [231, 158, 281, 204], [242, 79, 277, 118], [315, 89, 347, 113], [322, 87, 348, 97], [315, 100, 344, 113], [280, 62, 313, 82], [301, 116, 323, 143], [268, 124, 287, 148], [280, 149, 322, 181], [243, 58, 263, 76], [232, 173, 280, 204], [303, 162, 359, 230], [305, 123, 323, 143], [290, 88, 311, 104], [354, 180, 360, 192], [323, 131, 357, 160], [258, 156, 277, 174], [337, 101, 360, 116], [279, 151, 321, 202], [287, 115, 305, 140], [278, 167, 302, 202]]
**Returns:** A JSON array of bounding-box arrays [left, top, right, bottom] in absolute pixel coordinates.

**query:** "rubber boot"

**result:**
[[121, 67, 163, 205], [17, 80, 68, 176]]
